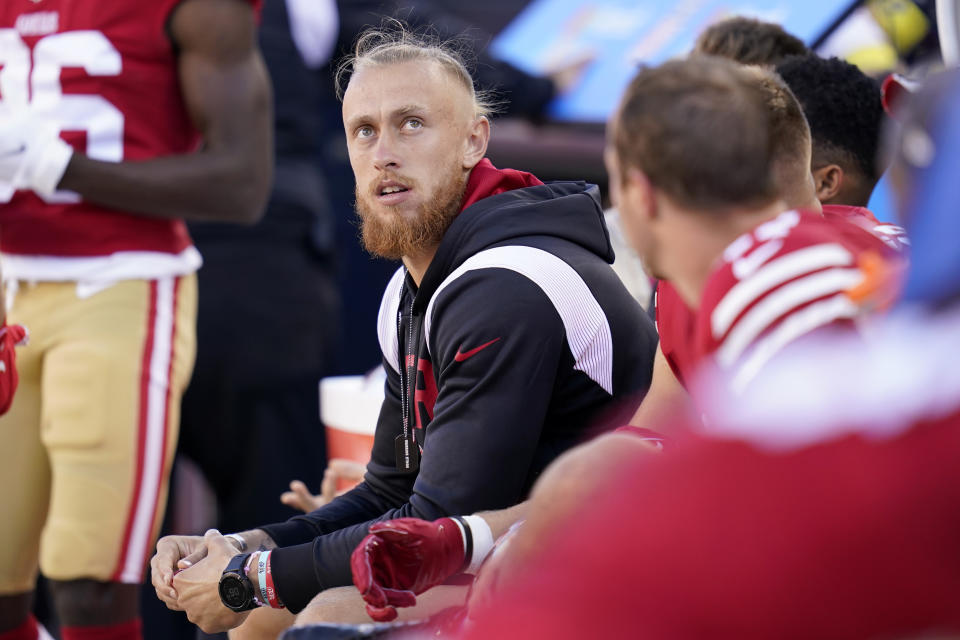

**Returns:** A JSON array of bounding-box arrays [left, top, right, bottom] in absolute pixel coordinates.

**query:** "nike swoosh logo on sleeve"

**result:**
[[454, 337, 501, 362]]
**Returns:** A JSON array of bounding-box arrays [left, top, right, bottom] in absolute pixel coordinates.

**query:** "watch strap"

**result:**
[[220, 552, 256, 612]]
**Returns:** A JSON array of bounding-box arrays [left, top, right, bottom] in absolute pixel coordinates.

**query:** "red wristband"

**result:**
[[264, 550, 284, 609]]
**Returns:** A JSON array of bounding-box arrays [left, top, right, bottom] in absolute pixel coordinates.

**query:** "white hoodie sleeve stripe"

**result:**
[[376, 267, 406, 374], [424, 246, 614, 394]]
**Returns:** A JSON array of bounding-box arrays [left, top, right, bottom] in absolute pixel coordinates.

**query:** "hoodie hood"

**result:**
[[415, 168, 613, 308], [459, 158, 545, 212]]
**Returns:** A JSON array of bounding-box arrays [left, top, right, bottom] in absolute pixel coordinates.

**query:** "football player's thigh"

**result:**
[[295, 585, 470, 626], [0, 285, 50, 593], [39, 276, 195, 584]]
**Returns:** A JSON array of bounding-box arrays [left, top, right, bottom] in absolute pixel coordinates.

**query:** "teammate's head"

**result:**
[[338, 25, 492, 260], [694, 17, 808, 66], [776, 55, 884, 207], [607, 56, 778, 277], [744, 66, 819, 212]]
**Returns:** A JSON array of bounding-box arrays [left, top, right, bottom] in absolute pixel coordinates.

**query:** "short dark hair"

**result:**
[[694, 17, 808, 66], [776, 55, 884, 183], [614, 56, 777, 211]]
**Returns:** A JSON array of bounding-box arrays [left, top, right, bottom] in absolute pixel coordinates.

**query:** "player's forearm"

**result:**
[[58, 0, 276, 224], [230, 528, 277, 552], [58, 147, 272, 224], [629, 344, 693, 432], [476, 501, 528, 541]]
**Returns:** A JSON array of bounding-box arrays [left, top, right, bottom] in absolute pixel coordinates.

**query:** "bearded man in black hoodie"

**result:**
[[149, 26, 658, 636]]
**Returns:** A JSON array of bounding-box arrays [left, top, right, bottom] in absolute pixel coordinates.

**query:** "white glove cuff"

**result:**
[[461, 514, 495, 574], [30, 135, 73, 198]]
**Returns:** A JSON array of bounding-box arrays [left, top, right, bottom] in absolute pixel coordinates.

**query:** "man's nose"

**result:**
[[372, 131, 400, 171]]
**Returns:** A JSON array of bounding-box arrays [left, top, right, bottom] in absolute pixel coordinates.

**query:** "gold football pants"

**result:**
[[0, 275, 196, 591]]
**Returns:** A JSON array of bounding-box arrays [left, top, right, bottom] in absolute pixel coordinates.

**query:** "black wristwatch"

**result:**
[[218, 553, 257, 612]]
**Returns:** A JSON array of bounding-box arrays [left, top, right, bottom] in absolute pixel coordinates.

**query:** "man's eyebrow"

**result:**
[[394, 104, 425, 117], [345, 114, 371, 131]]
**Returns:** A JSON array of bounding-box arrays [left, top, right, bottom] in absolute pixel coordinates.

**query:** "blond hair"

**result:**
[[335, 21, 498, 119]]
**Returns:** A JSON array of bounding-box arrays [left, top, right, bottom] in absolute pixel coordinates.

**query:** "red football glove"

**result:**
[[0, 324, 27, 415], [351, 517, 466, 622]]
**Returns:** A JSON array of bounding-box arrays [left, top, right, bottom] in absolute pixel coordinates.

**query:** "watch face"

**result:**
[[219, 574, 250, 610]]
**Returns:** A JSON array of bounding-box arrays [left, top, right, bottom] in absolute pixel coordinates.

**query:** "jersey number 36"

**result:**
[[0, 29, 123, 203]]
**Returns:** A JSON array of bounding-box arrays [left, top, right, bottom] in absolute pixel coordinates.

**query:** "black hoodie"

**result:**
[[265, 176, 658, 611]]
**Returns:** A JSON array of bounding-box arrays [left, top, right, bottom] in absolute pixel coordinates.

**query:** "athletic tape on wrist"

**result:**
[[30, 136, 72, 199], [256, 552, 270, 607], [460, 515, 495, 574]]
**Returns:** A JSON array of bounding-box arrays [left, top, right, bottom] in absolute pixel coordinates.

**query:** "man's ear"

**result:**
[[462, 116, 491, 170], [624, 167, 658, 221], [812, 164, 844, 203]]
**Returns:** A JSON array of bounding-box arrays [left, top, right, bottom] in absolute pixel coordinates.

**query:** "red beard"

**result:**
[[355, 169, 466, 260]]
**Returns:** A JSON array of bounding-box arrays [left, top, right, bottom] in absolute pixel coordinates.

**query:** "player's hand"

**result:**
[[173, 529, 251, 633], [280, 479, 326, 513], [280, 459, 366, 512], [351, 517, 466, 622], [150, 534, 207, 609], [0, 324, 28, 415], [0, 109, 73, 198]]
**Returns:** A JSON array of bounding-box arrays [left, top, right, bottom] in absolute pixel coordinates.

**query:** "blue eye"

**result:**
[[404, 119, 423, 130], [357, 126, 374, 138]]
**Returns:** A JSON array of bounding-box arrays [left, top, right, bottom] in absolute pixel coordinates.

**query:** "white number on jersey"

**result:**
[[0, 29, 123, 203]]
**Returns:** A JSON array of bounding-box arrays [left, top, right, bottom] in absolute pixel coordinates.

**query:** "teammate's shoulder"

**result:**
[[699, 209, 863, 367], [823, 204, 910, 254], [822, 204, 880, 225], [705, 210, 854, 300]]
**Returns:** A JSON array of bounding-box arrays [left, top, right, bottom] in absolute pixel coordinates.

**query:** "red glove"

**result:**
[[0, 324, 27, 415], [351, 517, 466, 622]]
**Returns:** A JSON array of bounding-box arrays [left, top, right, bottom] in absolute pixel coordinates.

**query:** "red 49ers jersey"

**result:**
[[692, 209, 899, 395], [656, 206, 908, 392], [0, 0, 256, 279]]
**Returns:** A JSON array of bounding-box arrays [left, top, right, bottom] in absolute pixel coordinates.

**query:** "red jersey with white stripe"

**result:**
[[0, 0, 255, 280], [654, 207, 906, 392], [693, 209, 896, 394], [463, 306, 960, 640]]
